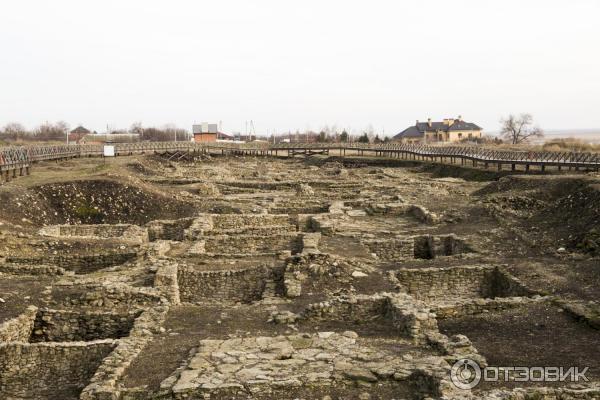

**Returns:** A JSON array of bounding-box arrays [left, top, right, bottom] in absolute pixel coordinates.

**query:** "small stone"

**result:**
[[343, 368, 378, 382], [317, 331, 335, 339], [351, 270, 368, 278], [341, 330, 358, 338]]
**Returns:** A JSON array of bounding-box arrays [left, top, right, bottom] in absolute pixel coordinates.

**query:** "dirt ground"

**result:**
[[440, 302, 600, 389]]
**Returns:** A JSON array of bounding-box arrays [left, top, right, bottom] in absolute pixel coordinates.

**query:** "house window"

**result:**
[[458, 133, 463, 139], [468, 132, 472, 138]]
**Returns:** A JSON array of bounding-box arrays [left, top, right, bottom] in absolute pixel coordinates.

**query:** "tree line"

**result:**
[[1, 114, 544, 145], [0, 121, 191, 143], [0, 121, 70, 142]]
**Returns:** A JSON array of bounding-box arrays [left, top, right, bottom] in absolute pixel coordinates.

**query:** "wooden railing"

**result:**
[[1, 142, 599, 180]]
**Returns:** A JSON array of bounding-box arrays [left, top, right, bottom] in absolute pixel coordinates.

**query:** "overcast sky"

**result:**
[[1, 0, 599, 136]]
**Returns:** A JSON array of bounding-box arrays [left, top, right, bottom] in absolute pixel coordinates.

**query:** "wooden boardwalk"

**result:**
[[1, 142, 600, 182]]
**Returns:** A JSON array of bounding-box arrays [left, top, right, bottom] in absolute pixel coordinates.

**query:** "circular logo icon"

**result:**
[[450, 358, 482, 390]]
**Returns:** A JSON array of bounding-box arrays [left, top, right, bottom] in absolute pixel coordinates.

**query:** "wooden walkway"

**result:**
[[1, 142, 600, 182]]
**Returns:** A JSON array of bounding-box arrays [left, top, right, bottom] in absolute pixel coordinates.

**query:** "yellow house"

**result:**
[[393, 116, 483, 144]]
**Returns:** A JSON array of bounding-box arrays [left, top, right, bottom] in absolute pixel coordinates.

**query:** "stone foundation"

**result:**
[[154, 260, 181, 305], [211, 214, 292, 230], [177, 264, 271, 303], [30, 308, 140, 342], [292, 293, 439, 343], [202, 233, 302, 255], [146, 218, 195, 241], [39, 224, 149, 243], [363, 234, 468, 262], [167, 332, 452, 400], [433, 295, 549, 319], [0, 263, 67, 275], [52, 283, 164, 308], [392, 265, 534, 303], [0, 306, 37, 342], [362, 237, 415, 261], [80, 307, 169, 400], [0, 340, 116, 400], [6, 251, 139, 274]]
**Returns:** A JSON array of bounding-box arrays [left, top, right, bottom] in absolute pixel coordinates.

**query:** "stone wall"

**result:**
[[80, 307, 169, 400], [300, 232, 321, 254], [414, 234, 468, 260], [178, 265, 270, 303], [146, 218, 195, 241], [407, 205, 439, 224], [203, 233, 301, 255], [308, 214, 336, 235], [297, 293, 438, 343], [39, 224, 149, 243], [362, 237, 414, 261], [269, 201, 329, 215], [365, 202, 411, 216], [282, 253, 357, 298], [30, 309, 140, 342], [300, 295, 387, 323], [555, 299, 600, 330], [362, 202, 439, 224], [211, 214, 291, 230], [6, 251, 139, 274], [363, 234, 468, 262], [52, 283, 164, 308], [481, 266, 534, 298], [393, 265, 532, 302], [434, 296, 548, 320], [0, 263, 67, 275], [0, 306, 37, 342], [154, 260, 181, 305], [0, 340, 116, 400], [215, 225, 297, 236]]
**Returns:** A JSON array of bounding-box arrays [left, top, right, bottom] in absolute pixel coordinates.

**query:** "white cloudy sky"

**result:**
[[1, 0, 599, 135]]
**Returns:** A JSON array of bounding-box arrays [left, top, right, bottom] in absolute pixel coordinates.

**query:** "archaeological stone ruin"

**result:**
[[1, 153, 599, 400]]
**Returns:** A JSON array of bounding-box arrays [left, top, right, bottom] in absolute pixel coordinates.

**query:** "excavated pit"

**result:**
[[0, 178, 195, 226]]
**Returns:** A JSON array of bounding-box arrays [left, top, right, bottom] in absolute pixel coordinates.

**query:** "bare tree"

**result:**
[[1, 122, 28, 141], [129, 121, 144, 141], [163, 124, 189, 142], [500, 114, 543, 144], [33, 121, 70, 141], [129, 122, 143, 134], [364, 124, 375, 142]]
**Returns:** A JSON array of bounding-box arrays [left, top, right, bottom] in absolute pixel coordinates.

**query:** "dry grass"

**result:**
[[541, 138, 600, 152]]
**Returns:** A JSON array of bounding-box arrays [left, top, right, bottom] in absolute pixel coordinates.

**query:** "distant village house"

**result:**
[[393, 116, 482, 144], [192, 123, 233, 142], [68, 126, 90, 143]]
